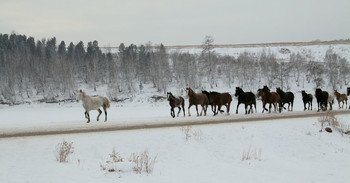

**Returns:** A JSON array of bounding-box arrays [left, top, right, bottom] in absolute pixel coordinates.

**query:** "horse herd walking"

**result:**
[[74, 87, 350, 123], [166, 86, 350, 118]]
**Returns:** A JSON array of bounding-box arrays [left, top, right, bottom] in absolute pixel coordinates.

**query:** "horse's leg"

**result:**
[[244, 104, 248, 114], [196, 105, 200, 116], [86, 111, 90, 123], [177, 107, 181, 117], [262, 102, 265, 113], [219, 105, 224, 113], [97, 109, 102, 121], [211, 105, 216, 115], [103, 106, 108, 122], [226, 102, 231, 115], [188, 104, 192, 116], [171, 108, 175, 118], [310, 101, 312, 110], [236, 102, 241, 114], [182, 103, 186, 116]]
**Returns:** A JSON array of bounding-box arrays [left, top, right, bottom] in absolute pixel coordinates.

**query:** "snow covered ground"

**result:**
[[0, 98, 350, 183], [1, 42, 350, 182], [169, 43, 350, 62]]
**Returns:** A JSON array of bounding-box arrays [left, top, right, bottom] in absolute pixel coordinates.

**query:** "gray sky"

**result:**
[[1, 0, 349, 46]]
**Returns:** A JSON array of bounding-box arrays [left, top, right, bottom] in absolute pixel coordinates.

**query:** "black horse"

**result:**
[[234, 87, 257, 114], [301, 90, 313, 111], [315, 88, 329, 112], [276, 87, 294, 111], [167, 92, 185, 118]]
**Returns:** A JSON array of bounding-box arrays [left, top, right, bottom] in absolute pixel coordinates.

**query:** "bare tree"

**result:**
[[202, 35, 215, 88]]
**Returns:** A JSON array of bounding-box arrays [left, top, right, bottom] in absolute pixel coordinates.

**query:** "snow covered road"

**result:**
[[2, 109, 349, 138]]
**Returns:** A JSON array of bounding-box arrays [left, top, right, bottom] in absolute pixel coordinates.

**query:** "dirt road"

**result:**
[[1, 110, 349, 138]]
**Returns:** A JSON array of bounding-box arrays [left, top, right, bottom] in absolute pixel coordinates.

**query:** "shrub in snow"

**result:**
[[180, 126, 203, 141], [129, 149, 157, 175], [241, 146, 262, 161], [100, 147, 124, 173], [55, 140, 74, 163]]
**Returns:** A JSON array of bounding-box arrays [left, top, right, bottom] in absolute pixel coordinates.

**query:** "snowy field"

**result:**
[[0, 97, 350, 183], [169, 43, 350, 62]]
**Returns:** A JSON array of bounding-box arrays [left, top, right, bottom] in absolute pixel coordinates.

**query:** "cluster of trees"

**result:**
[[0, 33, 349, 104]]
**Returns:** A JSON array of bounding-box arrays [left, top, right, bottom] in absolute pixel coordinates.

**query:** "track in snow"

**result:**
[[1, 110, 350, 138]]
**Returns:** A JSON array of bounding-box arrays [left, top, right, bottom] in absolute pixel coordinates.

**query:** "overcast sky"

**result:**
[[1, 0, 349, 46]]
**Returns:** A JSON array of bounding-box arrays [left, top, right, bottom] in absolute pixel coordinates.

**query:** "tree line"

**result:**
[[0, 33, 349, 104]]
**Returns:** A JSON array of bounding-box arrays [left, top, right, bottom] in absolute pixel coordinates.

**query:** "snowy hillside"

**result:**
[[167, 42, 350, 62]]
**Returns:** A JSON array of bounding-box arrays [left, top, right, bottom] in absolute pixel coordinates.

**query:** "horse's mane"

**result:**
[[210, 91, 220, 95]]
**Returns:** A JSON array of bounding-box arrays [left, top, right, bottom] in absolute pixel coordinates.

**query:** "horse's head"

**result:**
[[75, 89, 84, 102], [347, 87, 350, 96], [257, 89, 264, 98], [263, 85, 270, 92], [186, 87, 193, 97], [235, 87, 242, 97], [301, 90, 306, 96], [315, 88, 322, 96], [334, 90, 339, 95], [167, 92, 173, 101]]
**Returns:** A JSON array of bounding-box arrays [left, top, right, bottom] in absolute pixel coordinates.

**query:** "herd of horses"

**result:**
[[74, 86, 350, 122], [166, 86, 350, 118]]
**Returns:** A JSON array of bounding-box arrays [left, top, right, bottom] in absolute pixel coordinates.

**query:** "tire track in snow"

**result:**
[[1, 110, 350, 138]]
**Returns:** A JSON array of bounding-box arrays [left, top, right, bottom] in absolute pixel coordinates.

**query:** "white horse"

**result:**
[[75, 90, 110, 123]]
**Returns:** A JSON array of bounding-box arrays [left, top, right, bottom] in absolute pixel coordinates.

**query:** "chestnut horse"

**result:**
[[334, 90, 348, 109], [186, 87, 209, 116], [167, 92, 185, 118], [202, 90, 232, 115], [257, 86, 281, 113]]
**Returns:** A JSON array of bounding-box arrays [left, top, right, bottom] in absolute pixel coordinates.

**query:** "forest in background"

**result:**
[[0, 33, 349, 104]]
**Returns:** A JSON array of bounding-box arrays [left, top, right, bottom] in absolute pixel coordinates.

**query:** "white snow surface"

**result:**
[[169, 43, 350, 62]]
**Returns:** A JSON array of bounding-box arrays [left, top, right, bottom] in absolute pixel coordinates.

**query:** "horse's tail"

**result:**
[[103, 97, 111, 108]]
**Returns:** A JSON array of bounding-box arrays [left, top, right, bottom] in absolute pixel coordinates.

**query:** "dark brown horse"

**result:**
[[301, 90, 313, 111], [334, 90, 348, 109], [186, 87, 209, 116], [276, 87, 294, 111], [234, 87, 257, 114], [202, 90, 232, 115], [167, 92, 185, 118], [257, 86, 281, 113]]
